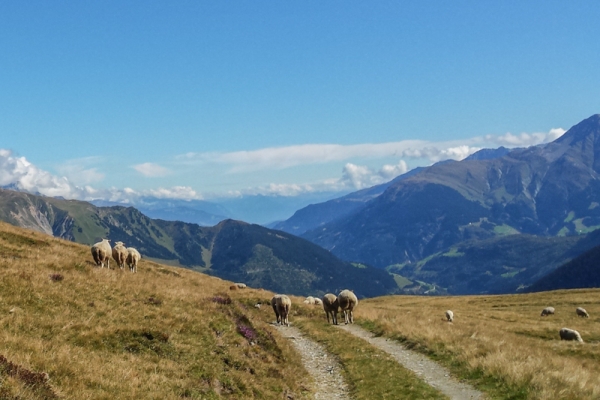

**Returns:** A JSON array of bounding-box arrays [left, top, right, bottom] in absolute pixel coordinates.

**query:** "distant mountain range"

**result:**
[[294, 114, 600, 269], [265, 114, 600, 294], [5, 115, 600, 295], [0, 188, 396, 298], [89, 191, 345, 227]]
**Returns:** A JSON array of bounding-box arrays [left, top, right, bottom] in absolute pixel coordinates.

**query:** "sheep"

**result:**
[[540, 307, 555, 317], [576, 307, 589, 318], [559, 328, 584, 342], [112, 241, 128, 270], [445, 310, 454, 322], [322, 293, 339, 325], [125, 247, 141, 273], [271, 294, 291, 326], [314, 298, 323, 306], [235, 283, 247, 289], [303, 296, 315, 305], [338, 289, 358, 324], [91, 239, 112, 269]]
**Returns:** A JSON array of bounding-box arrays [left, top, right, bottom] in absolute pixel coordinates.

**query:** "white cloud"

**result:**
[[144, 186, 202, 200], [227, 160, 411, 197], [0, 149, 203, 203], [0, 126, 565, 203], [55, 157, 105, 185], [132, 163, 171, 177], [177, 140, 467, 173], [379, 160, 409, 180], [485, 128, 566, 147], [178, 128, 563, 175], [0, 150, 79, 198], [339, 160, 410, 190]]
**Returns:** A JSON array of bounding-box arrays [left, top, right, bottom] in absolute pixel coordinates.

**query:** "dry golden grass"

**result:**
[[356, 290, 600, 399], [3, 219, 600, 399], [0, 222, 311, 399]]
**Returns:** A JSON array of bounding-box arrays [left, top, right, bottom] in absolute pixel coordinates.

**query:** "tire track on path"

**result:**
[[274, 324, 350, 399], [336, 324, 485, 400]]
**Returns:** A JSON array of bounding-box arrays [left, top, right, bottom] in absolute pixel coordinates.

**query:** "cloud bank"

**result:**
[[178, 128, 564, 174], [0, 127, 565, 201]]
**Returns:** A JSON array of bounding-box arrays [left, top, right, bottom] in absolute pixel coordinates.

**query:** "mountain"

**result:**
[[388, 230, 600, 295], [272, 167, 426, 235], [0, 188, 397, 297], [273, 147, 511, 236], [302, 114, 600, 271], [527, 231, 600, 292]]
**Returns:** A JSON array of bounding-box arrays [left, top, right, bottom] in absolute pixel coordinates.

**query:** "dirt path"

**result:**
[[336, 324, 485, 400], [274, 324, 350, 399]]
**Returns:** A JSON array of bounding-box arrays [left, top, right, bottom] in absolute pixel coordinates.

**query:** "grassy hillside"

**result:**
[[354, 290, 600, 399], [2, 220, 599, 399], [0, 221, 311, 399]]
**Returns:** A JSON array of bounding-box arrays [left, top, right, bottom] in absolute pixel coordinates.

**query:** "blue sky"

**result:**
[[1, 1, 599, 203]]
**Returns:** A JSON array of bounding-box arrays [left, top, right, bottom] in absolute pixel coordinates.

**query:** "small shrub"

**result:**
[[49, 273, 64, 282], [145, 297, 162, 306], [211, 295, 232, 305]]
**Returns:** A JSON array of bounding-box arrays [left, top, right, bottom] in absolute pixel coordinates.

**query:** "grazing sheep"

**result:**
[[125, 247, 141, 273], [235, 283, 247, 289], [271, 294, 292, 326], [338, 289, 358, 325], [314, 298, 323, 306], [540, 307, 555, 317], [111, 241, 128, 270], [322, 293, 339, 325], [445, 310, 454, 322], [576, 307, 589, 318], [559, 328, 584, 342], [91, 239, 112, 269], [303, 296, 315, 305]]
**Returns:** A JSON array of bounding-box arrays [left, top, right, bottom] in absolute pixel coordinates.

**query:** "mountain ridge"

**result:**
[[299, 114, 600, 271], [0, 188, 397, 297]]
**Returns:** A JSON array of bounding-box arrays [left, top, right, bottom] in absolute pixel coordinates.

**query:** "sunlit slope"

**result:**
[[0, 221, 312, 399], [356, 289, 600, 399]]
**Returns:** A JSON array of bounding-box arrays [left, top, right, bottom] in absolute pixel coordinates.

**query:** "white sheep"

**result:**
[[303, 296, 315, 305], [540, 307, 555, 317], [126, 247, 141, 273], [314, 298, 323, 306], [271, 294, 291, 326], [445, 310, 454, 322], [338, 289, 358, 325], [559, 327, 584, 342], [576, 307, 589, 318], [112, 241, 128, 270], [235, 283, 247, 289], [91, 239, 112, 269], [322, 293, 339, 325]]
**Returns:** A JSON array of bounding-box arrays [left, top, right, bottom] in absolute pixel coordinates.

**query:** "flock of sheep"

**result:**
[[271, 289, 359, 327], [270, 293, 590, 345], [90, 239, 141, 273], [90, 240, 593, 345], [540, 306, 590, 343]]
